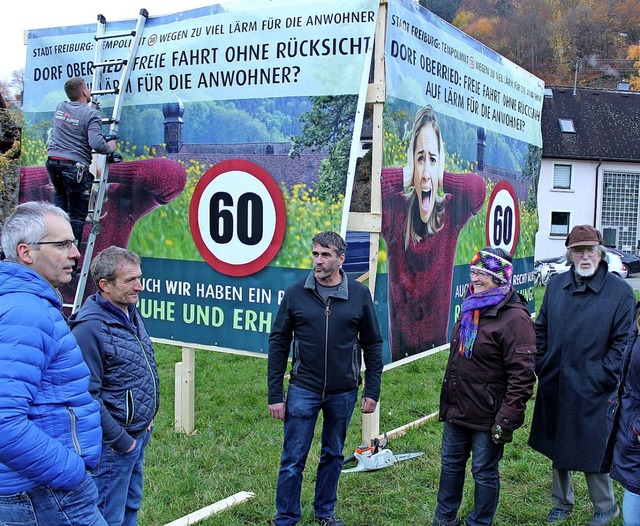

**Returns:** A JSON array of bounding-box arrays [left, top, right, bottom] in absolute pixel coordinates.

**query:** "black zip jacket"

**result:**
[[267, 270, 383, 404]]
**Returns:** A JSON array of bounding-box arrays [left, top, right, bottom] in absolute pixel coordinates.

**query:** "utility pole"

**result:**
[[573, 57, 582, 95]]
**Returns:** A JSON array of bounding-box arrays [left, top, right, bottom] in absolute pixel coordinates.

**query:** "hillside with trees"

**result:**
[[420, 0, 640, 90]]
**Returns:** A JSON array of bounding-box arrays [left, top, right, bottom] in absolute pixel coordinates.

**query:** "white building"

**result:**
[[535, 85, 640, 259]]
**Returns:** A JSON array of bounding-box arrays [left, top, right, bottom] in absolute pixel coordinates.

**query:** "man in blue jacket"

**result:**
[[0, 201, 105, 525], [69, 245, 159, 526], [268, 231, 384, 526]]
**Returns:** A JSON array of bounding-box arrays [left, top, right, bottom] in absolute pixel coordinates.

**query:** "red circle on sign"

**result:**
[[484, 180, 520, 256], [189, 159, 286, 276]]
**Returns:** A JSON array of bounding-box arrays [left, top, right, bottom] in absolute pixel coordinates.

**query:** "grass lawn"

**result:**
[[139, 285, 628, 525]]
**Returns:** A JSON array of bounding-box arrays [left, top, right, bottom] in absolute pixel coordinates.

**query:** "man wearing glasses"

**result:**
[[0, 201, 106, 525], [529, 224, 635, 526]]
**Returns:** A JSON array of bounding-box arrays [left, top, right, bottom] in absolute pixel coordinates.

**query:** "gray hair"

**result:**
[[312, 231, 347, 257], [91, 245, 141, 289], [1, 202, 69, 262]]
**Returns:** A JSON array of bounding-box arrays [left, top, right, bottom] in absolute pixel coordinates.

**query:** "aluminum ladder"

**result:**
[[67, 8, 148, 313]]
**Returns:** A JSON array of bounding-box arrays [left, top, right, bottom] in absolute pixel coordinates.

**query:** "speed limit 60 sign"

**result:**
[[485, 181, 520, 255], [189, 160, 286, 276]]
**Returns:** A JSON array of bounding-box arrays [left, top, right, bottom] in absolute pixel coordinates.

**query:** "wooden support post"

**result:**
[[360, 0, 388, 446], [362, 402, 380, 444], [174, 346, 195, 434], [174, 361, 182, 431]]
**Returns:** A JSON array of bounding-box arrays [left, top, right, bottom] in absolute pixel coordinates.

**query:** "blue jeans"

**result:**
[[0, 471, 107, 525], [91, 429, 152, 526], [623, 489, 640, 526], [433, 422, 504, 526], [274, 384, 358, 526], [46, 157, 93, 242]]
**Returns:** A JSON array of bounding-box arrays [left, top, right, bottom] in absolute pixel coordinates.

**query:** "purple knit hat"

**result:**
[[470, 250, 513, 284]]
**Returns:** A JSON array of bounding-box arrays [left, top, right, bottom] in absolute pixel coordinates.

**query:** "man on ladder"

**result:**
[[66, 8, 148, 314], [46, 77, 118, 247]]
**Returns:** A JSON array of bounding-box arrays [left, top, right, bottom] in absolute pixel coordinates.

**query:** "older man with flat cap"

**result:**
[[529, 224, 635, 525]]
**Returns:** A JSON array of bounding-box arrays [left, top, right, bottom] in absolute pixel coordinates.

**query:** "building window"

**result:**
[[559, 118, 575, 133], [601, 171, 640, 251], [553, 164, 572, 189], [550, 212, 570, 236]]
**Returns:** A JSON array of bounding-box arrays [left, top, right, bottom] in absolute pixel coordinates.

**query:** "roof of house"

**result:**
[[541, 86, 640, 162]]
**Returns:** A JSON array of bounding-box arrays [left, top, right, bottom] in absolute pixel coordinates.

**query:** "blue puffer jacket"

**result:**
[[0, 262, 102, 494], [69, 293, 159, 454]]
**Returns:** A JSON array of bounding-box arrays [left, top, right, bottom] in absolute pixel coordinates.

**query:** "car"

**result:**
[[606, 248, 640, 275], [343, 231, 371, 275], [534, 250, 628, 285]]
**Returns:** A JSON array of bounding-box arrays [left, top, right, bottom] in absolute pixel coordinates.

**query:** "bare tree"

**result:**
[[0, 82, 11, 105], [10, 69, 24, 106]]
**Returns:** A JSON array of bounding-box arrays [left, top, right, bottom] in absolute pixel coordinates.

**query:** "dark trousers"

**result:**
[[46, 157, 93, 242], [274, 384, 358, 526], [433, 422, 504, 526]]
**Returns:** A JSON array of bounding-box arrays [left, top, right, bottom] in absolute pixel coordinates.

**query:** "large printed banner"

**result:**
[[20, 0, 378, 354], [378, 0, 544, 363]]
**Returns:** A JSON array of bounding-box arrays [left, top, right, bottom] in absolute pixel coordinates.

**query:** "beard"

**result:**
[[575, 260, 596, 278]]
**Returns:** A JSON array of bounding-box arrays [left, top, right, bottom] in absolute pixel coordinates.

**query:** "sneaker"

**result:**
[[587, 505, 620, 526], [546, 507, 572, 522], [315, 517, 345, 526], [432, 516, 461, 526]]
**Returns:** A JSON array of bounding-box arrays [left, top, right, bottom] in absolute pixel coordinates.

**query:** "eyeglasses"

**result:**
[[571, 247, 597, 257], [31, 239, 77, 250], [469, 269, 490, 278]]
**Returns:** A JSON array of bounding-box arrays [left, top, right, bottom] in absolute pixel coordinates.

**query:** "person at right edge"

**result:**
[[602, 301, 640, 526], [432, 248, 537, 526], [46, 76, 117, 243], [529, 224, 635, 525]]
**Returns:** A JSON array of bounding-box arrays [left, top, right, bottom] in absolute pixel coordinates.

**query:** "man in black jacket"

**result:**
[[267, 231, 384, 526], [69, 246, 159, 526]]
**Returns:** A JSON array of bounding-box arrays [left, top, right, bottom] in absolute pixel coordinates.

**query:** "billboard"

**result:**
[[19, 0, 544, 365], [377, 0, 544, 363], [20, 0, 378, 354]]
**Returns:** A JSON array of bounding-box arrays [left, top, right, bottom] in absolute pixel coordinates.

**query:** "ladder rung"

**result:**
[[92, 88, 120, 96], [101, 118, 117, 125], [95, 30, 136, 41], [94, 59, 126, 69]]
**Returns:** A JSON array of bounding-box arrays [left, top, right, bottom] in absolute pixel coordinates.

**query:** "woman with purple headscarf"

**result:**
[[431, 247, 537, 526]]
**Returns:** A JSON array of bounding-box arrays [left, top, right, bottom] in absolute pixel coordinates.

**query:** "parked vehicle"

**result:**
[[343, 231, 370, 275], [534, 250, 628, 286], [607, 248, 640, 275]]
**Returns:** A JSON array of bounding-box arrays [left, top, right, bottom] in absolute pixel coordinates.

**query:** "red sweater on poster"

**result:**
[[20, 158, 187, 303], [381, 167, 486, 360]]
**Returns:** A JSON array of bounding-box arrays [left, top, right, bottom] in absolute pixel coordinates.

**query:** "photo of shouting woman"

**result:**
[[381, 104, 486, 361]]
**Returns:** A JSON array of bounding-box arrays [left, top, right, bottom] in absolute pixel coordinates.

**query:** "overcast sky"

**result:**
[[0, 0, 227, 84]]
